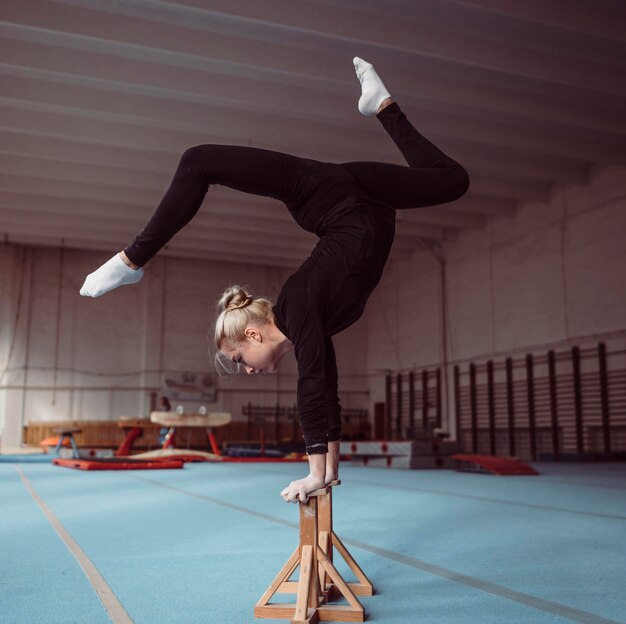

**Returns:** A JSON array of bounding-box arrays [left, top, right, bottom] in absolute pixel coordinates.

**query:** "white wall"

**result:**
[[366, 165, 626, 430], [0, 246, 368, 449]]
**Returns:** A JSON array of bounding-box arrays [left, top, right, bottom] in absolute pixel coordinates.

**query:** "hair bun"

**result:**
[[218, 286, 254, 313]]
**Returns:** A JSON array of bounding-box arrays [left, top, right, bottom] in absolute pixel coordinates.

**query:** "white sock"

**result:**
[[79, 253, 144, 298], [353, 56, 391, 117]]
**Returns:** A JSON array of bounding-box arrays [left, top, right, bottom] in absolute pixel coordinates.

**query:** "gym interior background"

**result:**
[[1, 2, 625, 624]]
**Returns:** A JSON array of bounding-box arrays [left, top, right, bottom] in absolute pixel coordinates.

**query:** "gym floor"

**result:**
[[1, 460, 625, 624]]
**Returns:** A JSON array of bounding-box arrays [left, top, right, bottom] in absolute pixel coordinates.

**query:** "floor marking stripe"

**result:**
[[342, 539, 623, 624], [232, 465, 626, 520], [16, 467, 134, 624], [127, 474, 621, 624], [533, 478, 626, 492], [344, 476, 626, 521]]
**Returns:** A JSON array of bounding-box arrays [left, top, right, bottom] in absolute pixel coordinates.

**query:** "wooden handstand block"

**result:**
[[255, 483, 366, 623], [149, 411, 232, 427], [306, 487, 329, 498]]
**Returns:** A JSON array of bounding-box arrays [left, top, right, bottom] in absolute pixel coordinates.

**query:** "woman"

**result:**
[[81, 57, 469, 503]]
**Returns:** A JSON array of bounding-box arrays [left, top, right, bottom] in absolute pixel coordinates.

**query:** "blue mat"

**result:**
[[0, 454, 53, 463], [2, 461, 625, 624]]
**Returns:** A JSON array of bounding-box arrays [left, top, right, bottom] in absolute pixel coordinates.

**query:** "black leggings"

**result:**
[[124, 103, 469, 266]]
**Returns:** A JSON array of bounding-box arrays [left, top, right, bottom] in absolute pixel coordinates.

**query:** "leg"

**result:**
[[349, 57, 469, 208], [80, 145, 315, 297], [125, 145, 313, 267], [324, 338, 341, 484], [343, 103, 470, 209]]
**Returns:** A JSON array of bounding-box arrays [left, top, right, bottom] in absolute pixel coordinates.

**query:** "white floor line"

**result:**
[[16, 467, 134, 624]]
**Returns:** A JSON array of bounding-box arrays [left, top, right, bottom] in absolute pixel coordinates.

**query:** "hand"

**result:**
[[280, 474, 325, 504]]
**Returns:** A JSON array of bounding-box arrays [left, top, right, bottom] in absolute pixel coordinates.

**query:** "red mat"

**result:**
[[219, 456, 307, 463], [53, 457, 183, 471], [452, 454, 539, 475]]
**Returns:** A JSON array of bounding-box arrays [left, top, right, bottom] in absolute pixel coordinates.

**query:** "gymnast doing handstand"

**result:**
[[80, 57, 470, 504]]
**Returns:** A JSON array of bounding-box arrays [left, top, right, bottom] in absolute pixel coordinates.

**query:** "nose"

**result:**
[[244, 366, 254, 375]]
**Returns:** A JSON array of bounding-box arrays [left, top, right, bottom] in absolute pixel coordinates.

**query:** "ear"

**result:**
[[244, 326, 262, 342]]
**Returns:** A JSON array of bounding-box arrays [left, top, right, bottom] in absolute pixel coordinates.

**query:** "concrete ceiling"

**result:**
[[1, 0, 625, 268]]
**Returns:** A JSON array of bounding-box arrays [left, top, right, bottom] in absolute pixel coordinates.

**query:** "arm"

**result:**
[[323, 337, 341, 443]]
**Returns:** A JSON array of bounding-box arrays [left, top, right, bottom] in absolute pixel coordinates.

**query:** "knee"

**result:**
[[179, 145, 207, 169], [454, 167, 470, 200]]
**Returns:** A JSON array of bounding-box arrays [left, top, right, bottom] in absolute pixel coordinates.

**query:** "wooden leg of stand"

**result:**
[[332, 532, 374, 596], [256, 547, 299, 607], [318, 489, 333, 560], [290, 494, 322, 623], [317, 547, 362, 611], [318, 530, 330, 592], [318, 489, 332, 592], [294, 545, 316, 623], [319, 483, 374, 598]]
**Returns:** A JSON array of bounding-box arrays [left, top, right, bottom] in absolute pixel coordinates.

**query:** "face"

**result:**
[[221, 327, 280, 375]]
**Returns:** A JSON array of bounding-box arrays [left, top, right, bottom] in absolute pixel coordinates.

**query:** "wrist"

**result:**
[[307, 453, 326, 481]]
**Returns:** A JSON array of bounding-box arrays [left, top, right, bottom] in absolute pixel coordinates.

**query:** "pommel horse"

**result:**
[[149, 411, 231, 455], [255, 481, 373, 623]]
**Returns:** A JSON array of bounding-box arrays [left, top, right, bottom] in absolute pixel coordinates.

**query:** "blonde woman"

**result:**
[[81, 58, 469, 503]]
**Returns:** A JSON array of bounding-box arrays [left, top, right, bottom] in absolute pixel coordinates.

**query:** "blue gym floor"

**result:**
[[1, 459, 624, 624]]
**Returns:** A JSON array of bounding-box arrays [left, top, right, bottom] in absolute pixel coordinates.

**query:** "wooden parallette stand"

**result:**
[[255, 481, 373, 623]]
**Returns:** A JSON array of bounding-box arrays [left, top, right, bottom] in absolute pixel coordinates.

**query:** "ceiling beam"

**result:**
[[453, 0, 626, 42], [0, 209, 310, 263], [1, 232, 302, 270], [17, 0, 625, 97], [1, 8, 625, 133], [2, 65, 623, 166], [401, 208, 484, 230], [452, 196, 517, 218], [0, 97, 594, 187]]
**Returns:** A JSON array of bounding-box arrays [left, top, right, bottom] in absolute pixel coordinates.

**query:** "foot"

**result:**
[[353, 56, 392, 117], [80, 252, 144, 297], [280, 474, 325, 504]]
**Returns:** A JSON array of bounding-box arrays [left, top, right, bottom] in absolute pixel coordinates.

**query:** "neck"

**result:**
[[269, 318, 293, 359]]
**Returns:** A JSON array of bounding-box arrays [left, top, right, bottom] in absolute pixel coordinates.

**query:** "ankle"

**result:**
[[119, 250, 139, 270], [376, 97, 393, 114]]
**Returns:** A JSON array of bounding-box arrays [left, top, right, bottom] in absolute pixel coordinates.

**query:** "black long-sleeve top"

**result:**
[[272, 166, 396, 453]]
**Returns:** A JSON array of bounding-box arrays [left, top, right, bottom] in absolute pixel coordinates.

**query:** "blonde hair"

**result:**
[[212, 285, 274, 375]]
